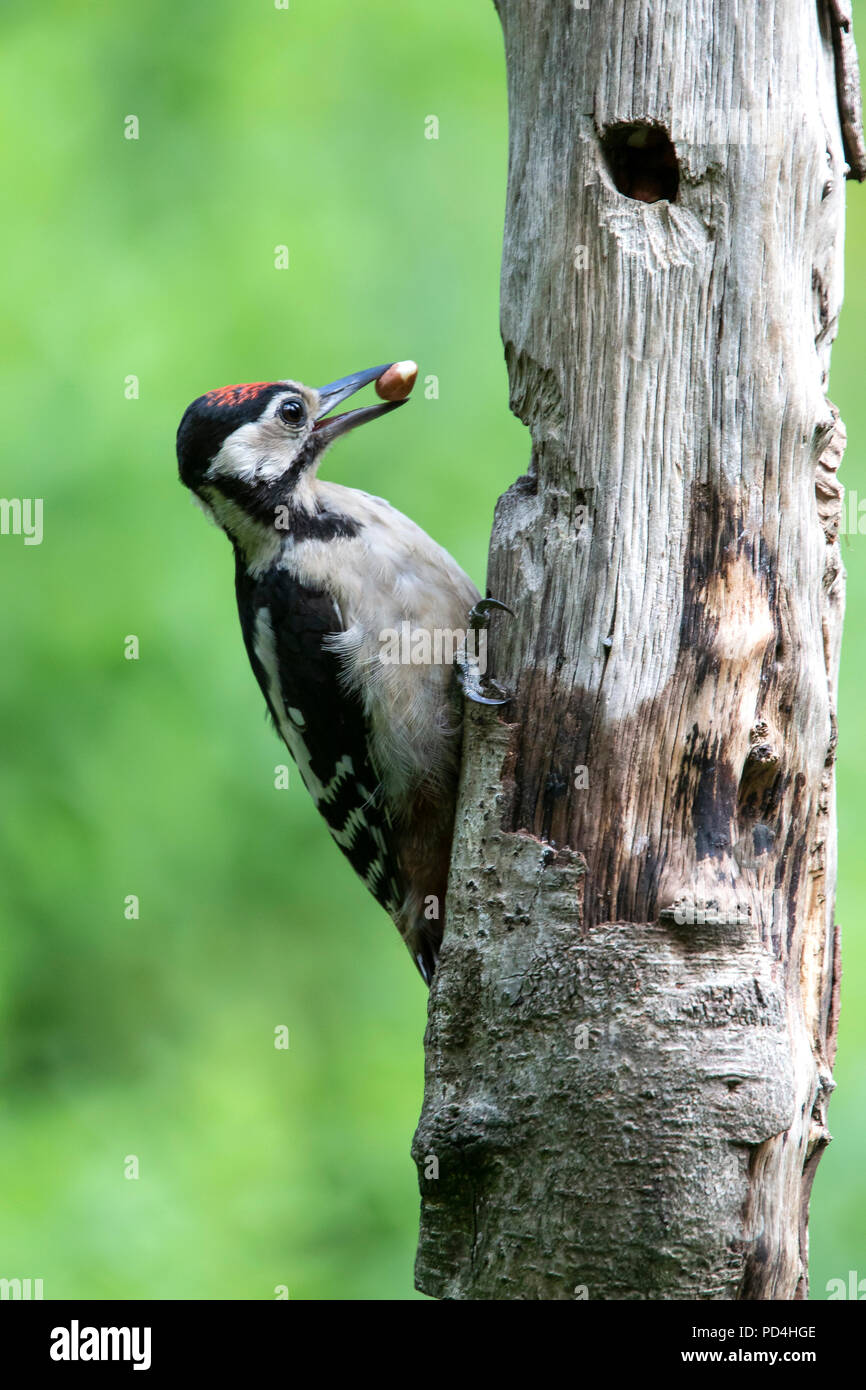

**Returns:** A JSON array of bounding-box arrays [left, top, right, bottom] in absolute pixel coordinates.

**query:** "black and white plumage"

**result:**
[[176, 363, 483, 982]]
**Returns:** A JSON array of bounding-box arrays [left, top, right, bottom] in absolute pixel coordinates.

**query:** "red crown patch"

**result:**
[[204, 382, 274, 409]]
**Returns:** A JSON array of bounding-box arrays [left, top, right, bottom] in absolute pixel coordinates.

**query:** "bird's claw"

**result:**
[[457, 596, 513, 706], [460, 678, 511, 707], [468, 596, 514, 631]]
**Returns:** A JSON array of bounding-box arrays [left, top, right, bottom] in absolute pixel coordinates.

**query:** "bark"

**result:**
[[413, 0, 860, 1300]]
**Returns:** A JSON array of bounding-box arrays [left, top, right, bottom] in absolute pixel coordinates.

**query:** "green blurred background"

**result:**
[[0, 0, 862, 1300]]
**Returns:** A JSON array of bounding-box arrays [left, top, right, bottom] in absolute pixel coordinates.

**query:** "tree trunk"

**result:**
[[413, 0, 863, 1301]]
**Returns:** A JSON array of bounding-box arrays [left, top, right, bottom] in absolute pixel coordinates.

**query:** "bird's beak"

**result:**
[[312, 364, 408, 448]]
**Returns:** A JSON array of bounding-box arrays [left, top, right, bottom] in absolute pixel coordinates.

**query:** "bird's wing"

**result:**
[[235, 561, 405, 919]]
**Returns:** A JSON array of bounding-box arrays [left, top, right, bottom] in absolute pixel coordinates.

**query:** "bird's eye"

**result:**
[[278, 398, 307, 428]]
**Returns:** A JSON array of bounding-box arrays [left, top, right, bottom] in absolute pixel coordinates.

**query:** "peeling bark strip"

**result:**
[[414, 1, 853, 1299], [824, 0, 866, 179]]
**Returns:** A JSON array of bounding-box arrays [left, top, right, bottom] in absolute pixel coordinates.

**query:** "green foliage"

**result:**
[[0, 0, 861, 1299]]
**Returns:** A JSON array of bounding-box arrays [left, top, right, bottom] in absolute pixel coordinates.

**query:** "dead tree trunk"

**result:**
[[413, 0, 863, 1300]]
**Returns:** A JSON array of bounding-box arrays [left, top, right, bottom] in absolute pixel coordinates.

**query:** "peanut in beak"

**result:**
[[375, 360, 418, 401]]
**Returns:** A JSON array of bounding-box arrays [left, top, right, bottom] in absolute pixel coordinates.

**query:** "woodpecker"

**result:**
[[176, 362, 506, 983]]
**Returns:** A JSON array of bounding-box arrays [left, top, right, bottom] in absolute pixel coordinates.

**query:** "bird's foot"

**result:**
[[457, 597, 513, 705], [468, 596, 514, 630]]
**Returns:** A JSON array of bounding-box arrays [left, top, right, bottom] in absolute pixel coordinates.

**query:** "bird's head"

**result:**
[[176, 363, 414, 535]]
